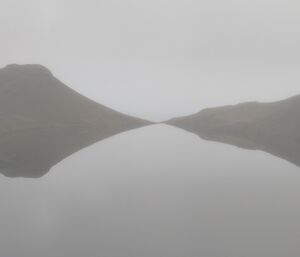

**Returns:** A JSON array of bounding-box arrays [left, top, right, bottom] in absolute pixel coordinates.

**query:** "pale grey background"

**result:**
[[0, 0, 299, 121], [1, 2, 300, 256]]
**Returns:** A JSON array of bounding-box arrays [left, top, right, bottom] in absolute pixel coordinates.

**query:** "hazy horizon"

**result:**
[[1, 1, 300, 256], [1, 0, 300, 121]]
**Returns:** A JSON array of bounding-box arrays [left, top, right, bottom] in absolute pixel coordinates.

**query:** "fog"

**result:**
[[1, 1, 300, 256], [1, 0, 299, 121]]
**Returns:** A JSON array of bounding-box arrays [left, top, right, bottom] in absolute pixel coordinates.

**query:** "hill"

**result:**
[[168, 95, 300, 167], [0, 64, 151, 177]]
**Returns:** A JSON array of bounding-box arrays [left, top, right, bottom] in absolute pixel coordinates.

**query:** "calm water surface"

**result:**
[[0, 125, 299, 257]]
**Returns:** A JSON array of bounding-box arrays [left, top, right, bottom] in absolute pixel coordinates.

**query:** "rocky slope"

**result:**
[[168, 95, 300, 167], [0, 64, 151, 177]]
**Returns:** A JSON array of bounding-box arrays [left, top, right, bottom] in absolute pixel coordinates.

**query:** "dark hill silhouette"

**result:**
[[0, 64, 151, 178], [167, 95, 300, 167]]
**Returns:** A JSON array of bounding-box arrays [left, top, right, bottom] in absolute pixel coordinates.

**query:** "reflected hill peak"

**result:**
[[0, 64, 151, 178], [167, 95, 300, 167]]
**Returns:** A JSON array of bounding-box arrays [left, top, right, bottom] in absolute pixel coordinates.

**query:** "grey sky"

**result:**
[[1, 0, 299, 121]]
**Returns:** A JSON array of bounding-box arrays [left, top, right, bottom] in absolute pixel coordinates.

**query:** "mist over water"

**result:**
[[1, 0, 300, 255], [1, 125, 299, 257]]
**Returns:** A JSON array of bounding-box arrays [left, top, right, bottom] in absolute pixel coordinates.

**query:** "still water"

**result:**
[[0, 125, 299, 257]]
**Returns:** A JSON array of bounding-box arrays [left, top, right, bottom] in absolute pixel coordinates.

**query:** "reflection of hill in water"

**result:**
[[0, 64, 150, 177], [1, 64, 299, 177], [168, 95, 300, 167], [1, 124, 299, 257]]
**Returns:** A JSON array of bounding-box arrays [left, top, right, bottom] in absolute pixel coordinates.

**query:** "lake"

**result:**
[[0, 124, 299, 257]]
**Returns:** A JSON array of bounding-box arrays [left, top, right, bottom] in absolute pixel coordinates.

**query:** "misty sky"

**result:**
[[1, 0, 299, 121]]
